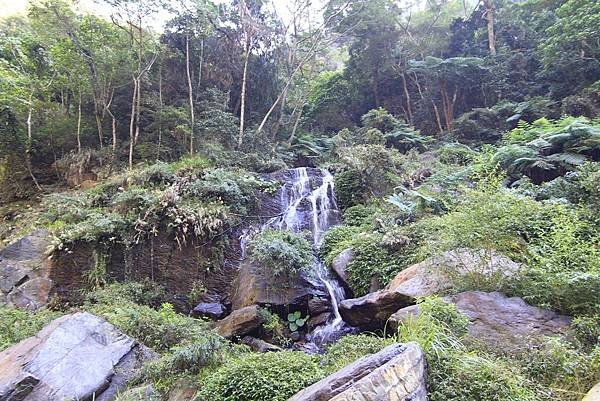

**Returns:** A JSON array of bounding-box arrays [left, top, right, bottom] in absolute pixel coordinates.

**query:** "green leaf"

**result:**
[[287, 313, 297, 322], [289, 322, 298, 331], [296, 318, 306, 327], [293, 311, 301, 319]]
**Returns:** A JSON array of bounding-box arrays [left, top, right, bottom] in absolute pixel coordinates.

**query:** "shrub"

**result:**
[[333, 169, 367, 210], [322, 334, 392, 372], [437, 143, 477, 165], [249, 229, 313, 277], [0, 307, 61, 351], [519, 338, 600, 401], [88, 302, 209, 351], [84, 281, 168, 308], [196, 351, 326, 401]]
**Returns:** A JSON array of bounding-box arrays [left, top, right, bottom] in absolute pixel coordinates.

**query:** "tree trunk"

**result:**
[[484, 0, 496, 55], [401, 71, 413, 124], [238, 37, 251, 147], [157, 63, 163, 161], [129, 78, 138, 170], [195, 38, 204, 103], [76, 90, 82, 154], [26, 94, 42, 191], [186, 34, 195, 155]]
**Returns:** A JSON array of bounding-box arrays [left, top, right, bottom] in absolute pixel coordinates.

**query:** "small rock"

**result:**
[[307, 312, 331, 330], [192, 302, 226, 320], [308, 296, 331, 315], [289, 342, 427, 401], [214, 305, 264, 338], [167, 378, 198, 401], [242, 336, 282, 353]]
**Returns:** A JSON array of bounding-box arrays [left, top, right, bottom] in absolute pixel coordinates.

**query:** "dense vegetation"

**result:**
[[1, 0, 599, 400]]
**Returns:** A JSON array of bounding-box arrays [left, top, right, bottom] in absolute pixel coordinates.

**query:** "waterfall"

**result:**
[[260, 167, 348, 345]]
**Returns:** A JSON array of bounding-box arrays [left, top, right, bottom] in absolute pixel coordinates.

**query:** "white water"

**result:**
[[259, 167, 347, 344]]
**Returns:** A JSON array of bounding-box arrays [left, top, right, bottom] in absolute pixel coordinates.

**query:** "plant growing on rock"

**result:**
[[287, 311, 308, 332], [249, 229, 313, 277]]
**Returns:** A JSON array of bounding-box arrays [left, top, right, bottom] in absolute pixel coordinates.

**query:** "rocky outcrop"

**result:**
[[242, 336, 282, 352], [390, 291, 571, 350], [386, 248, 520, 298], [0, 312, 156, 401], [331, 248, 353, 293], [339, 249, 521, 330], [214, 304, 264, 338], [0, 229, 53, 310], [339, 290, 414, 330], [288, 342, 427, 401], [583, 382, 600, 401], [229, 259, 327, 311]]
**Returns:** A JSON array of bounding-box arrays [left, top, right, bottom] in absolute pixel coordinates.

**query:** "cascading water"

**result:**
[[260, 167, 349, 345]]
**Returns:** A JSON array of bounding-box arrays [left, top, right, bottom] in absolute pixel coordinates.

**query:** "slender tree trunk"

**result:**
[[238, 37, 251, 146], [134, 75, 141, 146], [401, 71, 413, 124], [26, 93, 42, 191], [186, 34, 195, 155], [76, 90, 82, 154], [94, 107, 104, 149], [484, 0, 496, 55], [288, 105, 304, 144], [157, 63, 163, 161], [129, 78, 138, 170], [195, 38, 204, 103]]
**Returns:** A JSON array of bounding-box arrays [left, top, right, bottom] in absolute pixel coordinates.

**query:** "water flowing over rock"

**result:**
[[0, 229, 53, 311], [0, 312, 156, 401], [389, 291, 572, 350], [288, 342, 427, 401], [231, 167, 349, 345]]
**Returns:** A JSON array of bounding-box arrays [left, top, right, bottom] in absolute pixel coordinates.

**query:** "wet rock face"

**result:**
[[0, 312, 156, 401], [331, 248, 354, 295], [214, 304, 265, 339], [0, 229, 53, 310], [289, 342, 427, 401], [390, 291, 572, 351]]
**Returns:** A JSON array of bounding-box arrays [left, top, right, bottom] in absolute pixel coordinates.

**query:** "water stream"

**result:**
[[242, 167, 348, 345]]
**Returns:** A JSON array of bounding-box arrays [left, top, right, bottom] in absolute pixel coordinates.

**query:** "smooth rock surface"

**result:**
[[583, 382, 600, 401], [0, 230, 53, 310], [214, 304, 264, 338], [386, 248, 520, 298], [192, 302, 226, 320], [339, 290, 414, 330], [288, 342, 427, 401], [389, 291, 571, 350], [0, 312, 155, 401], [331, 248, 354, 293]]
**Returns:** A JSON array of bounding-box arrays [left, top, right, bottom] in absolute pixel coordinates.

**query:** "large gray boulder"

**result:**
[[386, 248, 520, 298], [583, 382, 600, 401], [339, 249, 520, 330], [389, 291, 571, 350], [0, 312, 156, 401], [288, 342, 427, 401], [0, 230, 53, 310]]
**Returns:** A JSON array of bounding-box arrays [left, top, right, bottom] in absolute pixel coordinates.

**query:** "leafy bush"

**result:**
[[0, 306, 61, 351], [84, 281, 168, 308], [519, 338, 600, 401], [437, 143, 477, 165], [88, 301, 209, 351], [322, 334, 392, 372], [196, 351, 325, 401], [333, 169, 367, 210], [249, 229, 313, 277]]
